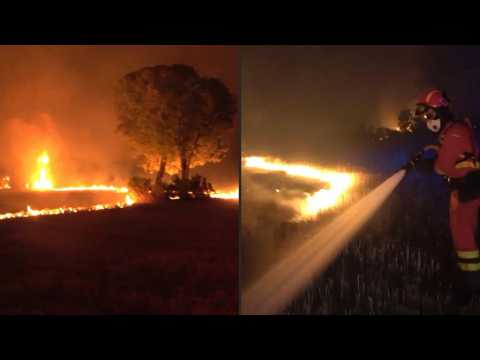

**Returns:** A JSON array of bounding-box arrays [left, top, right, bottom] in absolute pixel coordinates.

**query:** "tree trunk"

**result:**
[[181, 156, 190, 181], [155, 157, 167, 187]]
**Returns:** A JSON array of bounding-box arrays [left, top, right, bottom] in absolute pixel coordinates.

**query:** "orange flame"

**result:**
[[0, 151, 137, 222], [1, 176, 11, 190], [0, 201, 134, 221], [31, 151, 53, 190], [124, 194, 135, 206], [243, 156, 356, 220], [211, 190, 239, 200]]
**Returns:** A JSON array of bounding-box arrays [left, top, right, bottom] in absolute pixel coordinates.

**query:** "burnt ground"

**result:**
[[0, 199, 237, 314]]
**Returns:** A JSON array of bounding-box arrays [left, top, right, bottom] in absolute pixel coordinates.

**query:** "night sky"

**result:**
[[242, 46, 480, 166], [0, 46, 238, 190]]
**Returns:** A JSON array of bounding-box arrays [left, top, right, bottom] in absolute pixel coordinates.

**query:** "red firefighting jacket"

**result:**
[[435, 121, 480, 178]]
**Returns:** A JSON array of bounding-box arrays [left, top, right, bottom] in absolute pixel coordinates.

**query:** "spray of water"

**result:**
[[241, 169, 407, 314]]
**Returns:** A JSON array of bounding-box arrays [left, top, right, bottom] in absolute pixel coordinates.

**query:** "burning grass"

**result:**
[[243, 156, 359, 220], [0, 190, 136, 222], [210, 190, 239, 200], [0, 151, 137, 222], [0, 201, 133, 221], [242, 157, 371, 288]]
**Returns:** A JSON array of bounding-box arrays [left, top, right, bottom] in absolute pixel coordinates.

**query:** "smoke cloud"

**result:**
[[242, 46, 432, 164]]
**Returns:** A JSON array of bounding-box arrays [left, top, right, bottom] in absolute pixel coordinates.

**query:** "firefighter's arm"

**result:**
[[412, 144, 439, 173], [402, 151, 429, 172], [416, 157, 435, 173], [434, 125, 471, 178], [403, 145, 439, 172]]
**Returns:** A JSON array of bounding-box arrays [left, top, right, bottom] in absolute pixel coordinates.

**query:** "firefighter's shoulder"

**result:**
[[443, 121, 472, 140]]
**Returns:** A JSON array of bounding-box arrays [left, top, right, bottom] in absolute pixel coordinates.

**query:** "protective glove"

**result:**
[[402, 151, 424, 171]]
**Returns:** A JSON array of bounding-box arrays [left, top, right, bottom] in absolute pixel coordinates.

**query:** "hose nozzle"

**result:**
[[402, 150, 425, 171]]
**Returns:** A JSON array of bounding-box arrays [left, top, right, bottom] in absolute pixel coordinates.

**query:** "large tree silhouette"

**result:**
[[114, 64, 236, 189]]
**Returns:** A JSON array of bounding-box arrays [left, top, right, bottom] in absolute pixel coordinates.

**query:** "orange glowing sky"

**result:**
[[0, 46, 238, 190]]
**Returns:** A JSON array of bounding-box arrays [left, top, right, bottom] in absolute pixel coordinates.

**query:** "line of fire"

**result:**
[[0, 150, 134, 220], [0, 147, 237, 221]]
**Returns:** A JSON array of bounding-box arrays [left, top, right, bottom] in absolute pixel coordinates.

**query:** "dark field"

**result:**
[[0, 199, 237, 314], [0, 190, 126, 213]]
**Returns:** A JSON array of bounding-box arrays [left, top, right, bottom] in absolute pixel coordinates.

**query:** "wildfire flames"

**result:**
[[243, 156, 357, 220], [31, 151, 53, 190], [0, 202, 133, 221], [26, 151, 129, 194], [211, 190, 239, 200], [168, 190, 238, 201], [1, 176, 11, 190], [0, 151, 136, 222], [0, 149, 239, 221]]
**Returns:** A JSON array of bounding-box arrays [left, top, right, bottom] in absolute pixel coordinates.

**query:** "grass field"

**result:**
[[0, 198, 237, 314], [242, 170, 480, 315]]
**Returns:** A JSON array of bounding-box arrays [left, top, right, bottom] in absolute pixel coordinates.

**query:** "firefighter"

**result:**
[[409, 89, 480, 307]]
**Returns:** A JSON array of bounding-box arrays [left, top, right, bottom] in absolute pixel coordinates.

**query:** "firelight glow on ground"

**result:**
[[242, 169, 406, 314], [243, 156, 357, 219]]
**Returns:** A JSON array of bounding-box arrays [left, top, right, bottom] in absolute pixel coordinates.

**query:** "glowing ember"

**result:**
[[243, 156, 356, 219]]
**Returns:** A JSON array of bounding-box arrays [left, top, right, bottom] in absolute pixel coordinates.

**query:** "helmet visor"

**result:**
[[414, 104, 437, 122]]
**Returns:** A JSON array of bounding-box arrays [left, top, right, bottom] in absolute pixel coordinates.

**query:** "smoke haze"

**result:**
[[0, 46, 238, 189]]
